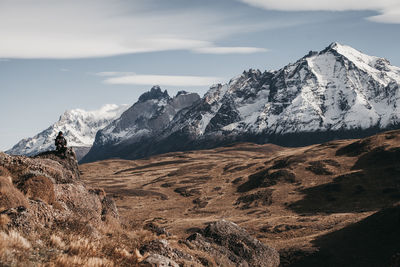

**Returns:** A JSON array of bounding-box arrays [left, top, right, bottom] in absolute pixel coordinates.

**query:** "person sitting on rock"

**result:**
[[55, 131, 67, 158]]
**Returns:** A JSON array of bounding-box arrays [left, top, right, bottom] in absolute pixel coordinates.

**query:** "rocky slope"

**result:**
[[82, 86, 200, 163], [6, 104, 128, 160], [83, 42, 400, 162], [0, 149, 125, 265]]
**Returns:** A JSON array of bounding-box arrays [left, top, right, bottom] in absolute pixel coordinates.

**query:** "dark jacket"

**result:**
[[55, 135, 67, 148]]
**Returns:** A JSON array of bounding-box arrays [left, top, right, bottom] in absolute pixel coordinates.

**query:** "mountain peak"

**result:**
[[311, 42, 398, 75], [6, 104, 128, 159], [320, 42, 355, 55], [138, 86, 170, 102], [176, 90, 189, 96], [321, 42, 376, 62], [327, 41, 341, 49]]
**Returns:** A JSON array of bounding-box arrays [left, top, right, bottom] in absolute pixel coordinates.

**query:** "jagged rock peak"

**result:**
[[176, 90, 189, 96], [328, 41, 340, 49], [242, 68, 262, 76], [138, 85, 170, 102]]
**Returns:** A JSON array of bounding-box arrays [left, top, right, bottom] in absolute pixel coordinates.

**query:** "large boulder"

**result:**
[[0, 149, 80, 184], [186, 220, 280, 267], [34, 148, 80, 182], [141, 254, 179, 267], [140, 239, 198, 266]]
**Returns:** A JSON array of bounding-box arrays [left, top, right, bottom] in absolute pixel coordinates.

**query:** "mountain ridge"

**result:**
[[82, 42, 400, 163], [81, 87, 201, 162]]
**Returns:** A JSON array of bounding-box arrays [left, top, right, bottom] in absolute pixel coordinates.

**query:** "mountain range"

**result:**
[[7, 42, 400, 163], [81, 42, 400, 163]]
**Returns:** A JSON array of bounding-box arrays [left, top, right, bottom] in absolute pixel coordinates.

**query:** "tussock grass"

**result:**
[[0, 167, 11, 179], [0, 230, 31, 250], [0, 216, 156, 266], [0, 175, 30, 212], [0, 214, 10, 230], [54, 255, 114, 267]]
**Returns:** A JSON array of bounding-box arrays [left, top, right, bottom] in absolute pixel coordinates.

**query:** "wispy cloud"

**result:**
[[0, 0, 271, 59], [95, 72, 135, 77], [238, 0, 400, 23], [103, 74, 224, 87], [193, 46, 268, 54]]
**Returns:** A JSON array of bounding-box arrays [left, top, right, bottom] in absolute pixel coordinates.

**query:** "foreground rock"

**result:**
[[139, 220, 280, 267], [185, 220, 280, 267], [0, 149, 118, 231]]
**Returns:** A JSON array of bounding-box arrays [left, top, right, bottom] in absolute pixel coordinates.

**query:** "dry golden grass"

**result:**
[[50, 234, 66, 250], [0, 216, 152, 266], [53, 255, 114, 267], [21, 175, 56, 205], [0, 214, 10, 230], [0, 230, 32, 266], [0, 230, 31, 250], [0, 166, 11, 179], [0, 175, 29, 212]]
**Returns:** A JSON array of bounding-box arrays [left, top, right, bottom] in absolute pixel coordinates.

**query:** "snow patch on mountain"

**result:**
[[81, 42, 400, 162], [159, 42, 400, 141], [92, 86, 200, 147], [6, 104, 129, 157]]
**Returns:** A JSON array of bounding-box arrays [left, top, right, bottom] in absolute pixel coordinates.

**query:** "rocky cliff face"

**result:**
[[82, 43, 400, 162], [81, 86, 200, 163], [160, 42, 400, 141]]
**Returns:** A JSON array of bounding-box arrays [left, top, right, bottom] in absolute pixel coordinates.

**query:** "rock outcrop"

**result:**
[[0, 149, 118, 232], [138, 220, 280, 267], [185, 220, 280, 267]]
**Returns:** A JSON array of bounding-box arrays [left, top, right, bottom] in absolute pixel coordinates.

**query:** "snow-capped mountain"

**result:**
[[165, 42, 400, 136], [81, 86, 200, 162], [6, 104, 129, 160], [82, 42, 400, 162]]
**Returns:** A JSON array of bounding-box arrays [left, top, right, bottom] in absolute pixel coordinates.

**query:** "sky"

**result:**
[[1, 0, 400, 151]]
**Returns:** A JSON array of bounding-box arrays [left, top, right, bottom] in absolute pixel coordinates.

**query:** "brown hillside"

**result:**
[[80, 130, 400, 266]]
